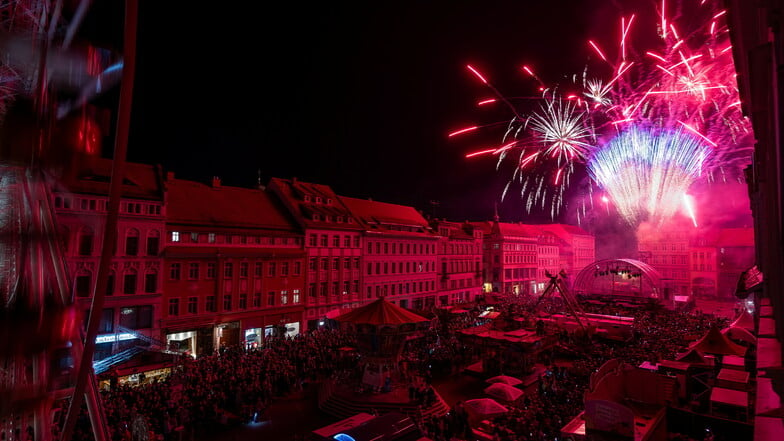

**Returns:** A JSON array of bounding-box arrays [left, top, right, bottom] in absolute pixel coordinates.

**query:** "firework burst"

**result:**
[[452, 0, 753, 226]]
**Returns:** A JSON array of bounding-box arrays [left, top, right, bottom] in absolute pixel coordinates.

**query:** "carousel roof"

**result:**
[[728, 308, 755, 331], [334, 297, 429, 325]]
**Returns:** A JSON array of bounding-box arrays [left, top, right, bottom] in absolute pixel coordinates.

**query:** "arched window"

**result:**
[[106, 270, 116, 296], [74, 270, 92, 297], [144, 270, 158, 293], [125, 228, 140, 256], [123, 269, 138, 295], [78, 228, 94, 256], [146, 230, 160, 256]]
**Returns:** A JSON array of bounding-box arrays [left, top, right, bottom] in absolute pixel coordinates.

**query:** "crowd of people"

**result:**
[[53, 294, 742, 441]]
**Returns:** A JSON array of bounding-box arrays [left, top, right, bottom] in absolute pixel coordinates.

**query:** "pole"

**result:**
[[60, 1, 137, 439]]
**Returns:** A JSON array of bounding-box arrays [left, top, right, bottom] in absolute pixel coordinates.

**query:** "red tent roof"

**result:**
[[335, 297, 429, 325], [689, 325, 748, 356], [729, 308, 755, 331]]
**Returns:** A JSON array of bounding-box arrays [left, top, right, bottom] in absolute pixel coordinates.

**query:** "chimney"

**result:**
[[211, 176, 221, 188], [166, 171, 175, 180]]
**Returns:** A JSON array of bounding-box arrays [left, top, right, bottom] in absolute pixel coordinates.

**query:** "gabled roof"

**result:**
[[335, 297, 429, 325], [57, 157, 163, 200], [166, 178, 297, 231], [341, 196, 431, 235], [267, 177, 363, 230], [716, 228, 755, 247], [496, 222, 539, 238], [536, 223, 592, 240]]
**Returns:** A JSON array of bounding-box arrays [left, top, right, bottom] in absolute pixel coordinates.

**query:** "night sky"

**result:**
[[79, 1, 662, 224]]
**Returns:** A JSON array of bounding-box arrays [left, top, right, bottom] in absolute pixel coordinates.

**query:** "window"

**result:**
[[146, 233, 160, 256], [320, 282, 327, 296], [320, 235, 328, 247], [343, 236, 351, 247], [125, 229, 139, 256], [78, 229, 94, 256], [224, 262, 233, 278], [309, 234, 317, 246], [268, 262, 276, 277], [333, 235, 340, 247], [239, 294, 247, 309], [321, 259, 329, 271], [255, 262, 263, 276], [293, 261, 301, 276], [144, 272, 157, 293], [253, 293, 262, 308], [223, 295, 232, 311], [206, 296, 216, 312], [75, 272, 91, 297], [123, 270, 137, 295], [367, 262, 373, 275], [308, 284, 316, 297], [240, 262, 249, 278], [332, 282, 339, 296], [332, 258, 339, 271], [206, 263, 216, 279], [168, 299, 180, 316], [367, 242, 373, 253], [169, 263, 181, 280], [267, 291, 275, 306], [190, 232, 199, 243], [280, 262, 289, 276], [281, 291, 288, 305], [187, 297, 198, 314], [353, 236, 360, 247], [171, 231, 180, 242], [106, 272, 115, 296], [344, 258, 351, 270], [343, 281, 350, 295], [188, 263, 199, 280], [208, 233, 216, 243], [293, 289, 300, 303]]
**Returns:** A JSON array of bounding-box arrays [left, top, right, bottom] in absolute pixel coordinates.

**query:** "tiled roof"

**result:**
[[57, 157, 163, 200], [267, 177, 363, 230], [167, 178, 297, 231], [496, 222, 538, 238], [536, 223, 592, 241], [341, 196, 429, 229]]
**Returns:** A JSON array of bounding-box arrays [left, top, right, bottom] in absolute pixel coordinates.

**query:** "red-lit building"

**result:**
[[527, 226, 563, 293], [715, 228, 755, 299], [52, 158, 165, 360], [430, 219, 484, 305], [341, 197, 439, 310], [472, 221, 539, 295], [266, 178, 364, 330], [637, 221, 692, 296], [537, 224, 596, 283], [162, 176, 305, 356], [638, 222, 755, 300]]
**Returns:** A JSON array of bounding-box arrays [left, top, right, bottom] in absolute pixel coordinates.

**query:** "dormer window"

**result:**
[[304, 195, 311, 202], [326, 198, 332, 205], [325, 215, 332, 222], [315, 196, 322, 204], [313, 213, 320, 221], [347, 217, 353, 223], [336, 216, 343, 223]]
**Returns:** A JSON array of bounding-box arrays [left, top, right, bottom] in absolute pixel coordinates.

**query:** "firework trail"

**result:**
[[451, 0, 753, 226]]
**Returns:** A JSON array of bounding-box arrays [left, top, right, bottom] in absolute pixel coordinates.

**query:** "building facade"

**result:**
[[342, 197, 439, 311], [430, 219, 484, 305], [53, 158, 166, 360], [162, 176, 306, 356], [267, 178, 364, 330]]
